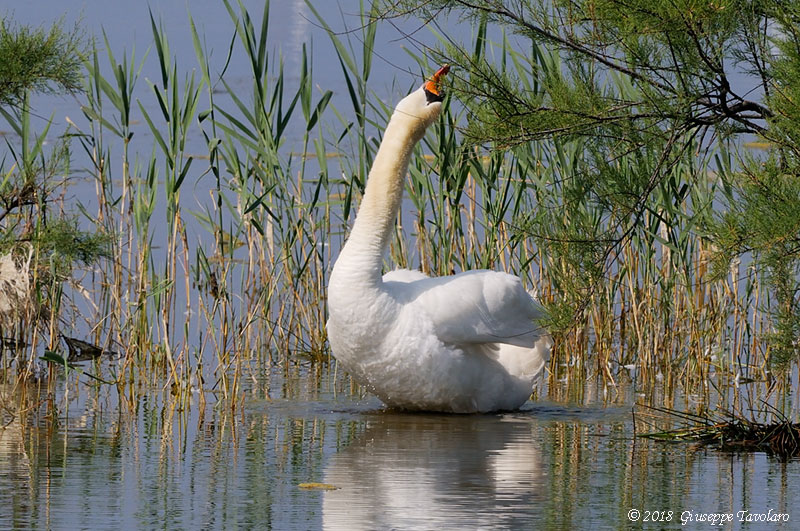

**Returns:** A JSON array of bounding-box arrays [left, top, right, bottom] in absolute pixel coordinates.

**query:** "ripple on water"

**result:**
[[2, 364, 800, 530]]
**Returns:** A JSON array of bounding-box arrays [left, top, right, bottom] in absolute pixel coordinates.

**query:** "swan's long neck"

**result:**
[[332, 102, 432, 288]]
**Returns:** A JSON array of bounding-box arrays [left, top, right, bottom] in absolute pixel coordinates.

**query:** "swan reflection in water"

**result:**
[[322, 413, 544, 529]]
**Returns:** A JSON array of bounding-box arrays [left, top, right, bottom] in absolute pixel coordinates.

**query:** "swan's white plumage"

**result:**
[[327, 77, 551, 413]]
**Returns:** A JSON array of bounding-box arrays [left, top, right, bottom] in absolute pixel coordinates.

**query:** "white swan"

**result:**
[[327, 66, 552, 413]]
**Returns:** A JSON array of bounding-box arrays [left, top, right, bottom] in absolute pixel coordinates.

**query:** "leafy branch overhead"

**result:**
[[384, 0, 800, 367], [387, 0, 779, 145]]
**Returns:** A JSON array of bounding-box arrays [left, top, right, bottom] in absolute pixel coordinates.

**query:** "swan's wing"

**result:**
[[392, 270, 548, 348], [383, 268, 429, 283]]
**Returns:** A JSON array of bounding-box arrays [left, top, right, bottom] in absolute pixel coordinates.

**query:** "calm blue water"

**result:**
[[2, 362, 799, 530]]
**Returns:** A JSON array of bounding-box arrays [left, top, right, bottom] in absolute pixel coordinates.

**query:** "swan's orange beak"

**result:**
[[424, 64, 449, 103]]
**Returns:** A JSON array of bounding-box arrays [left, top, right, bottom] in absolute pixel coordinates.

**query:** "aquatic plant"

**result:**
[[639, 405, 800, 460]]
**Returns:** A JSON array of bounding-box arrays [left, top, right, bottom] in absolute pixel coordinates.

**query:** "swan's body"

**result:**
[[327, 69, 551, 413]]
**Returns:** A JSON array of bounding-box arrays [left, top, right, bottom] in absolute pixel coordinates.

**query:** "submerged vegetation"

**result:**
[[0, 0, 797, 435]]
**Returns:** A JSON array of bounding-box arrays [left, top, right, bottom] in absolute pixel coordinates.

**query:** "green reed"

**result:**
[[0, 0, 791, 419]]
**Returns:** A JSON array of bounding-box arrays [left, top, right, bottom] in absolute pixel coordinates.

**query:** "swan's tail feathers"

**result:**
[[533, 332, 553, 371], [494, 332, 552, 382]]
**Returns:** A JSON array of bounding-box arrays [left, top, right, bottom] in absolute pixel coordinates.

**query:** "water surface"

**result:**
[[2, 364, 798, 530]]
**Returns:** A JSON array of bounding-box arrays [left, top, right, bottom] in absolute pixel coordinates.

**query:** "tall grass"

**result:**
[[0, 0, 791, 421]]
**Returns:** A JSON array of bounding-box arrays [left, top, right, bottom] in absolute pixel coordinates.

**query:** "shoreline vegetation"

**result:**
[[639, 405, 800, 460], [0, 1, 798, 453]]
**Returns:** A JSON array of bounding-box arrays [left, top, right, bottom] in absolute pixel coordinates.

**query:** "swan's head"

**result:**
[[394, 65, 449, 128]]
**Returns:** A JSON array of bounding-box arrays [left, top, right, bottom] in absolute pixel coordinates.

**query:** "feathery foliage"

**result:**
[[383, 0, 800, 368], [0, 17, 83, 107]]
